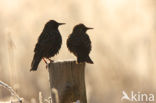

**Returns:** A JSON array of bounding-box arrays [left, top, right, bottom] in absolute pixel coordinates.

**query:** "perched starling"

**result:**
[[67, 24, 93, 64], [30, 20, 65, 71]]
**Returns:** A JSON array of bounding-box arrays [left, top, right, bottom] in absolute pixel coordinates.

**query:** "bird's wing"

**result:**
[[83, 34, 91, 48], [74, 34, 91, 55], [34, 31, 56, 52], [80, 34, 91, 53]]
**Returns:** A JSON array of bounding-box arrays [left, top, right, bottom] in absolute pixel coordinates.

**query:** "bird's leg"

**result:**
[[42, 58, 49, 69], [42, 58, 48, 64], [48, 58, 54, 63]]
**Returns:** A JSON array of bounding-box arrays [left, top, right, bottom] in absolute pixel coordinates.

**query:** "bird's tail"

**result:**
[[78, 55, 93, 64], [30, 54, 42, 71], [86, 55, 94, 64]]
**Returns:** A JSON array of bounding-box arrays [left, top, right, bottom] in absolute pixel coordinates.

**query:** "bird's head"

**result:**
[[73, 24, 93, 33], [45, 20, 65, 29]]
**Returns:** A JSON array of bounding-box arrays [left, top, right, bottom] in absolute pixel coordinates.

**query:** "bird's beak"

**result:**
[[58, 23, 66, 25], [86, 27, 94, 30]]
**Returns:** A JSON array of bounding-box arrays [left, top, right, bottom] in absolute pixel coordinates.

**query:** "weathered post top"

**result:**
[[48, 60, 87, 103]]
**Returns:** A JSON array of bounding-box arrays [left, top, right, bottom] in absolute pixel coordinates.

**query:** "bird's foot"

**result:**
[[76, 61, 79, 64], [76, 61, 84, 64], [46, 64, 49, 69], [43, 58, 53, 69]]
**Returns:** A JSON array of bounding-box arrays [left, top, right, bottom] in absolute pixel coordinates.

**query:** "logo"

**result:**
[[121, 91, 154, 102]]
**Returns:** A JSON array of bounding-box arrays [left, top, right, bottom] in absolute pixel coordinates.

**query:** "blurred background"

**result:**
[[0, 0, 156, 102]]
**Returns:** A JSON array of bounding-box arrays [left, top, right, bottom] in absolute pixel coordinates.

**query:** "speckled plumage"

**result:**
[[67, 24, 93, 64], [30, 20, 64, 71]]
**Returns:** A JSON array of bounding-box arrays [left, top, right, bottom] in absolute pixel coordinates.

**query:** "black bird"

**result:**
[[67, 24, 93, 64], [30, 20, 65, 71]]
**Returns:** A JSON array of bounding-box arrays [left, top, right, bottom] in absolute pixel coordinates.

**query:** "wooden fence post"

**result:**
[[48, 60, 87, 103]]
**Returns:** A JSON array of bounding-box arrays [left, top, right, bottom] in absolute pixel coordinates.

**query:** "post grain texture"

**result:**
[[48, 60, 87, 103]]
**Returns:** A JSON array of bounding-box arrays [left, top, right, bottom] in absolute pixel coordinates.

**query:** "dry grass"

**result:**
[[0, 81, 23, 103]]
